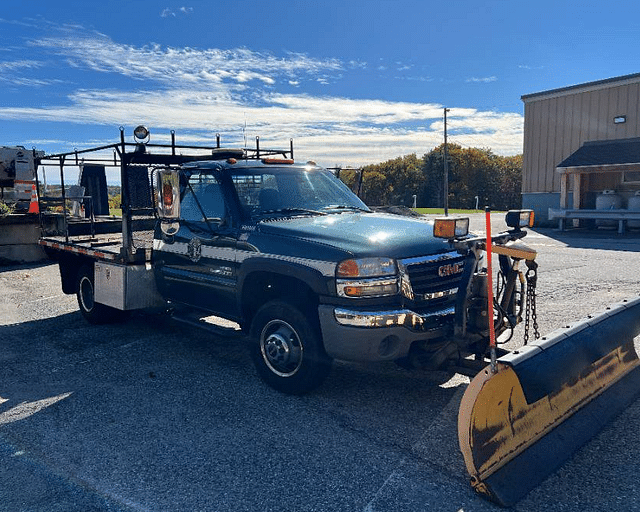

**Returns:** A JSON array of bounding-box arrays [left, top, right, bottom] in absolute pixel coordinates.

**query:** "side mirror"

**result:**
[[155, 169, 180, 236], [155, 169, 180, 219]]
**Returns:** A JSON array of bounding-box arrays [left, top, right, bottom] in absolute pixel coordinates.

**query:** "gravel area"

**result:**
[[0, 221, 639, 512]]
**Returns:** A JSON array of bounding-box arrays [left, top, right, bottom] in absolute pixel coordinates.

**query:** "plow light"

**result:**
[[505, 210, 534, 230], [433, 217, 469, 239]]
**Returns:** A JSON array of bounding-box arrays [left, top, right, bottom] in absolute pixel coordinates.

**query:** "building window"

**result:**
[[622, 171, 640, 184]]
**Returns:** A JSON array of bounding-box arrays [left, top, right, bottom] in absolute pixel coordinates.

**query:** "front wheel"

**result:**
[[76, 265, 126, 324], [250, 301, 332, 395]]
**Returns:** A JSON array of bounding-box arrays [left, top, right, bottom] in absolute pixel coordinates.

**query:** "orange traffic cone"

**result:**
[[28, 183, 39, 214]]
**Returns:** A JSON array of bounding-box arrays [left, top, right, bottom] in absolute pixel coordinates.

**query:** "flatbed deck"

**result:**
[[40, 230, 154, 263]]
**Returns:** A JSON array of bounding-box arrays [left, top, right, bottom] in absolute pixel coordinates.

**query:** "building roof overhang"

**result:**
[[522, 72, 640, 103], [556, 138, 640, 174]]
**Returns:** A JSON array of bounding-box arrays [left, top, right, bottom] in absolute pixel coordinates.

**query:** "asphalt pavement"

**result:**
[[1, 221, 639, 511]]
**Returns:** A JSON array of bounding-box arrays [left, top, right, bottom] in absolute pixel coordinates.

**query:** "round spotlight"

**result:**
[[133, 125, 150, 142]]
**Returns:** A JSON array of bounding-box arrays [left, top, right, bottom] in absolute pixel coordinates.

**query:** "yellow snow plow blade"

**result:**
[[458, 296, 640, 507]]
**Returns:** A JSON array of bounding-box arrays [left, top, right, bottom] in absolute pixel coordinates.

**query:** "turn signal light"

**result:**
[[342, 282, 398, 297]]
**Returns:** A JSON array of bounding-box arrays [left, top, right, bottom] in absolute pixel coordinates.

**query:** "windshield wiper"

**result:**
[[322, 205, 370, 212], [259, 207, 327, 216]]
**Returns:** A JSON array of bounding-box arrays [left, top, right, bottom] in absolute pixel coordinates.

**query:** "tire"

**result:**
[[250, 300, 332, 395], [76, 265, 126, 324]]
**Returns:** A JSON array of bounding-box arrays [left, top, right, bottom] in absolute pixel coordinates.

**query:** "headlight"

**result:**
[[336, 257, 398, 298], [336, 257, 396, 278], [433, 217, 469, 239]]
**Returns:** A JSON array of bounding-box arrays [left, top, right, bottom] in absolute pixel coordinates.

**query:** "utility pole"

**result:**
[[443, 107, 450, 216]]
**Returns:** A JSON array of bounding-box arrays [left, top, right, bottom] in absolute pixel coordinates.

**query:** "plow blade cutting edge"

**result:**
[[458, 295, 640, 507]]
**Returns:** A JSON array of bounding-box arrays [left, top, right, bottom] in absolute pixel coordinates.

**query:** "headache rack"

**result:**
[[37, 127, 294, 263]]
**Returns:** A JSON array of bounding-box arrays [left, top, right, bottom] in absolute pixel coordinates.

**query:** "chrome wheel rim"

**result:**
[[79, 275, 95, 312], [260, 319, 303, 377]]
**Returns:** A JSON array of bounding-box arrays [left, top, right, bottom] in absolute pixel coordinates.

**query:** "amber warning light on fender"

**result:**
[[433, 217, 469, 239]]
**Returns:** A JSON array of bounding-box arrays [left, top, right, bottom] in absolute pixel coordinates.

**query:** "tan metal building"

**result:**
[[521, 73, 640, 228]]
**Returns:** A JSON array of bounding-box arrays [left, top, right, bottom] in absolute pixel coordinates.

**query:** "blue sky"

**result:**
[[2, 0, 640, 171]]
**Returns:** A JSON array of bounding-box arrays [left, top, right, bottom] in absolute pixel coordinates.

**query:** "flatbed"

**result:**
[[40, 230, 154, 263]]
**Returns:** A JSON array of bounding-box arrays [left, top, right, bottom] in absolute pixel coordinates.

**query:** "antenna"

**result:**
[[243, 113, 247, 147]]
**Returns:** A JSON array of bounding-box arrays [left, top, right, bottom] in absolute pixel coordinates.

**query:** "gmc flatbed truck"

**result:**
[[39, 127, 537, 394]]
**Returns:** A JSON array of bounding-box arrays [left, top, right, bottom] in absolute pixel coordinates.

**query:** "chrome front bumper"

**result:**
[[333, 304, 455, 330], [318, 304, 455, 362]]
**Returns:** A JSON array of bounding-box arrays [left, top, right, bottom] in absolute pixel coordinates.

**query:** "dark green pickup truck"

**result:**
[[40, 128, 535, 394]]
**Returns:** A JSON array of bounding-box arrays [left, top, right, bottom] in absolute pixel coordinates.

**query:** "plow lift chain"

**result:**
[[523, 259, 540, 345]]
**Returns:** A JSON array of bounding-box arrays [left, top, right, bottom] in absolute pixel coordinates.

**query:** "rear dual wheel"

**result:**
[[76, 265, 126, 324], [250, 300, 332, 395]]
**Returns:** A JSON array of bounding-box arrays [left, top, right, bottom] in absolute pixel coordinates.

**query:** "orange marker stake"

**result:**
[[485, 207, 497, 373]]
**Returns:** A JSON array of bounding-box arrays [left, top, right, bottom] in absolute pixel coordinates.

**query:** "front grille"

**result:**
[[399, 251, 466, 304]]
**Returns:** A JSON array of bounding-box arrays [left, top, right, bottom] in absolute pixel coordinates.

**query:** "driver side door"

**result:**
[[154, 174, 239, 318]]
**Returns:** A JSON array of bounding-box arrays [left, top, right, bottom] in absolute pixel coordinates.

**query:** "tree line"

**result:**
[[339, 144, 522, 211]]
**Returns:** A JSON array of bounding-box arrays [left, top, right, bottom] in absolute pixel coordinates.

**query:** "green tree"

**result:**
[[108, 192, 121, 212], [495, 154, 523, 210], [421, 145, 522, 210], [340, 147, 523, 210], [359, 168, 392, 205], [387, 154, 425, 205], [355, 154, 426, 206]]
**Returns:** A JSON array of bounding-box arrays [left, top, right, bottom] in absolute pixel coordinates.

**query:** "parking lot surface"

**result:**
[[1, 222, 639, 511]]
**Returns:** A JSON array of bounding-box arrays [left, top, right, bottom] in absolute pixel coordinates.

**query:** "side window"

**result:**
[[181, 177, 226, 222]]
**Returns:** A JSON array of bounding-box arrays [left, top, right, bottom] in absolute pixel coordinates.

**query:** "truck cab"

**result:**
[[154, 157, 499, 394]]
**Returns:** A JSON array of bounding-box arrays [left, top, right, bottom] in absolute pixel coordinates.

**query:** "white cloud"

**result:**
[[0, 86, 523, 163], [0, 28, 523, 165], [466, 76, 498, 83], [395, 75, 433, 82], [29, 34, 342, 89], [0, 60, 63, 86], [348, 60, 367, 69], [518, 64, 543, 70], [161, 6, 193, 17], [0, 59, 42, 71]]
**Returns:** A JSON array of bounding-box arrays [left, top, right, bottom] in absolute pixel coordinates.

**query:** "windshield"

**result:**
[[230, 166, 370, 218]]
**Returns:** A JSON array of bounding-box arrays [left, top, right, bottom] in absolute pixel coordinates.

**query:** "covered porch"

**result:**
[[548, 138, 640, 232]]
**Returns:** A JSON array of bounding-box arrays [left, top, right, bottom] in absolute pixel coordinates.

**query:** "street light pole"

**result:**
[[443, 107, 450, 216]]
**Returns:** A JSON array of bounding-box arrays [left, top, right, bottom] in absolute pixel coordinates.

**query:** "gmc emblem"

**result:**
[[438, 262, 463, 277]]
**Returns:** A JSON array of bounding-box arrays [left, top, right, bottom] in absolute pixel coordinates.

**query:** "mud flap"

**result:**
[[458, 296, 640, 507]]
